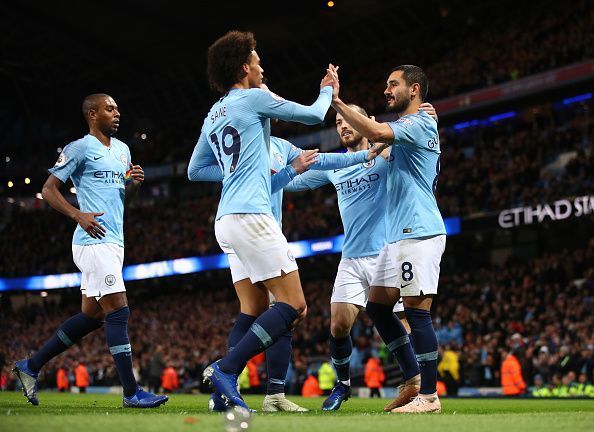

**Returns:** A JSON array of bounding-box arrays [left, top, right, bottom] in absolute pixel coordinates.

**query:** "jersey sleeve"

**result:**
[[251, 87, 332, 125], [387, 115, 425, 149], [187, 131, 223, 182], [48, 140, 87, 183], [311, 150, 367, 170], [271, 165, 298, 193], [284, 169, 330, 192]]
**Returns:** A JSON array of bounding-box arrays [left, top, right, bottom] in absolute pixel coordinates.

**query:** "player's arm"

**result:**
[[125, 162, 143, 204], [252, 72, 334, 125], [271, 148, 319, 193], [332, 99, 395, 153], [284, 169, 331, 192], [42, 175, 106, 239], [187, 132, 223, 182]]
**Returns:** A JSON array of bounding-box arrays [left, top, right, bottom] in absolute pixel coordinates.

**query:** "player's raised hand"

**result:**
[[419, 102, 438, 122], [76, 211, 106, 239], [327, 64, 340, 101], [128, 163, 144, 183], [292, 149, 319, 174]]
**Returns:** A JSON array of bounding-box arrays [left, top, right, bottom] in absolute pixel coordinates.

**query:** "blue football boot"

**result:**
[[12, 359, 39, 406], [202, 362, 249, 410], [322, 382, 351, 411], [208, 391, 228, 412], [123, 387, 169, 408]]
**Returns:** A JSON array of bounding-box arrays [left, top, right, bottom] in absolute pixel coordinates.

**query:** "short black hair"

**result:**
[[207, 31, 257, 94], [391, 65, 428, 101], [82, 93, 110, 120]]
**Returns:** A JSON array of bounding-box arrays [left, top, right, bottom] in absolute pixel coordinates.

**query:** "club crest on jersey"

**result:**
[[363, 159, 376, 169], [54, 152, 67, 167], [120, 154, 128, 167], [397, 117, 414, 126]]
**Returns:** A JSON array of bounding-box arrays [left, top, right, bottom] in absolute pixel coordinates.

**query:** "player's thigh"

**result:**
[[98, 292, 128, 314], [234, 278, 269, 316], [330, 302, 361, 337], [81, 296, 104, 320], [262, 270, 306, 313], [368, 285, 401, 306]]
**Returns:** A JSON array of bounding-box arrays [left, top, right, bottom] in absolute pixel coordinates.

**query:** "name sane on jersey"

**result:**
[[211, 106, 227, 124]]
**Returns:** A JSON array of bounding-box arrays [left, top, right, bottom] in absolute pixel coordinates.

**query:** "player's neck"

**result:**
[[347, 140, 369, 153], [231, 77, 250, 90], [400, 99, 421, 117], [89, 130, 111, 147]]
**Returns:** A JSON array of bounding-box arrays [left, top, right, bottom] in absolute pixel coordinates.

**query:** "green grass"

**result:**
[[1, 392, 593, 432]]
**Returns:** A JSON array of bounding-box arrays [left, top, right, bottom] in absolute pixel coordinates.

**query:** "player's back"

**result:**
[[386, 110, 445, 243], [201, 88, 272, 220]]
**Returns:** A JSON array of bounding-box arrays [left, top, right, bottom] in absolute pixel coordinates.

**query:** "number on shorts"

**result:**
[[401, 261, 414, 282], [210, 125, 242, 173]]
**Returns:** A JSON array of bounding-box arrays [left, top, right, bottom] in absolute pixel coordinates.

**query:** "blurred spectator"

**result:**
[[302, 373, 323, 398], [364, 357, 384, 398], [438, 345, 461, 396], [75, 361, 89, 393], [161, 361, 179, 393], [501, 348, 527, 396], [149, 346, 165, 393], [318, 362, 337, 395], [56, 367, 69, 392]]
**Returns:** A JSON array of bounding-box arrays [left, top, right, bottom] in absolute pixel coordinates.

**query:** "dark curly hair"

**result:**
[[207, 31, 257, 94]]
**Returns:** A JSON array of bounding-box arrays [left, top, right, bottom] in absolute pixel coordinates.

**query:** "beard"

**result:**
[[340, 134, 363, 149], [386, 95, 410, 115]]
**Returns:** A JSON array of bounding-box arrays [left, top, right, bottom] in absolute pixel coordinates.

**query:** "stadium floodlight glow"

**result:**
[[5, 156, 10, 163], [0, 217, 461, 291], [36, 193, 43, 199], [25, 178, 31, 184], [56, 147, 62, 153], [562, 93, 592, 105], [8, 181, 13, 188], [141, 133, 147, 140], [327, 1, 335, 7], [488, 111, 516, 122]]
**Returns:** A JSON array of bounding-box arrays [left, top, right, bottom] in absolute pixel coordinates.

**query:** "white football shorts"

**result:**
[[215, 213, 298, 283], [374, 235, 446, 297], [72, 243, 126, 300], [333, 255, 403, 313]]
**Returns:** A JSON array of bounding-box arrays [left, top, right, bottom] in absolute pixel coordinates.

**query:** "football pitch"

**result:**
[[1, 392, 593, 432]]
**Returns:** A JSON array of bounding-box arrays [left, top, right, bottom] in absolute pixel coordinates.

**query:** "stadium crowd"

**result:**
[[2, 240, 593, 396], [1, 97, 592, 277]]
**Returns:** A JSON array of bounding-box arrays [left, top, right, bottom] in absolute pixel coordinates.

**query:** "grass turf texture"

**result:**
[[1, 392, 593, 432]]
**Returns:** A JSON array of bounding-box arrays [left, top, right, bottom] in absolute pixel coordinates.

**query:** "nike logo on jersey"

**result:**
[[400, 283, 412, 289], [94, 156, 104, 160]]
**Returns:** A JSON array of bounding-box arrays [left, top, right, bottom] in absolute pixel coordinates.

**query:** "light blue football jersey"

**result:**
[[269, 137, 367, 226], [187, 135, 367, 227], [285, 156, 389, 259], [386, 110, 445, 243], [192, 87, 332, 220], [48, 134, 131, 247]]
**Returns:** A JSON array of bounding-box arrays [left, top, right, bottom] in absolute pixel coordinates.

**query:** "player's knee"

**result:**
[[295, 304, 307, 323], [365, 301, 388, 321], [330, 319, 351, 338]]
